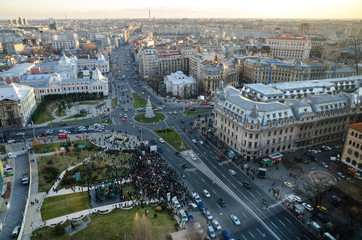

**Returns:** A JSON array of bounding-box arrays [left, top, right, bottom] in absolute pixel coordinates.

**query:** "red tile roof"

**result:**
[[349, 122, 362, 132]]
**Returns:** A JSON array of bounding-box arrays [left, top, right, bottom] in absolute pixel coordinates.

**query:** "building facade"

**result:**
[[165, 71, 197, 98], [0, 84, 36, 127], [6, 43, 25, 55], [341, 123, 362, 172], [265, 37, 311, 60], [213, 79, 362, 161]]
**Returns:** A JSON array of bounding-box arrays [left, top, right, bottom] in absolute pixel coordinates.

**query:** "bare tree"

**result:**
[[81, 43, 97, 53], [295, 172, 337, 206], [187, 215, 207, 240]]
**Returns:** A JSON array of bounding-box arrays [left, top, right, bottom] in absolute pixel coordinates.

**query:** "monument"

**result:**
[[144, 96, 155, 118]]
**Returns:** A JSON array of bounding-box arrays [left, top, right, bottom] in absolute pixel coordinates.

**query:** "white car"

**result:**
[[212, 220, 221, 230], [191, 139, 197, 144], [302, 203, 313, 211], [294, 195, 302, 203], [204, 210, 213, 220], [320, 162, 328, 168], [230, 214, 240, 225], [159, 138, 165, 143], [191, 153, 197, 161], [124, 114, 128, 118], [337, 172, 346, 178], [203, 189, 211, 198], [16, 132, 25, 136], [192, 193, 201, 203], [229, 169, 236, 175], [199, 140, 204, 145]]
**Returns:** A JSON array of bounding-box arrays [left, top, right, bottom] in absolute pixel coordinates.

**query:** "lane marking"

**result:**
[[304, 235, 311, 240], [270, 221, 278, 229], [241, 234, 247, 240], [249, 231, 255, 239], [242, 212, 247, 218], [278, 220, 286, 227], [285, 217, 292, 224]]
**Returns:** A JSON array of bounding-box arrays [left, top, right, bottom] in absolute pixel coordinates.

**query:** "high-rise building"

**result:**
[[9, 19, 13, 25], [24, 18, 28, 25], [18, 17, 24, 26]]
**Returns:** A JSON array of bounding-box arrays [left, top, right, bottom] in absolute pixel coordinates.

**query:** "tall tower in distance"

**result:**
[[149, 9, 151, 21]]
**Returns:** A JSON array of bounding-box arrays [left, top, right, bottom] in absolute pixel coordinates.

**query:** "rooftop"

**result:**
[[349, 122, 362, 133]]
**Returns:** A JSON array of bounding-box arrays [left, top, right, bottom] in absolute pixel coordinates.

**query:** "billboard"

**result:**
[[150, 145, 157, 151]]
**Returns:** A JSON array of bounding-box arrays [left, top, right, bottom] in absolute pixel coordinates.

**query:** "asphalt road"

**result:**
[[0, 154, 29, 240]]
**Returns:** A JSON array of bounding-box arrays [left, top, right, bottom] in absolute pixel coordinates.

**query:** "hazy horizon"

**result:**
[[1, 0, 362, 20]]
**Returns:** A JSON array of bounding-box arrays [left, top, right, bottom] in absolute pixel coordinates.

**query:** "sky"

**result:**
[[1, 0, 362, 19]]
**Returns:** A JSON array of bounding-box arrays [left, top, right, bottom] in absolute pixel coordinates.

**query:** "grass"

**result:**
[[96, 102, 106, 109], [0, 145, 5, 154], [78, 101, 98, 105], [154, 128, 190, 152], [32, 207, 176, 240], [34, 102, 57, 124], [41, 192, 90, 220], [134, 112, 165, 124], [55, 109, 67, 117], [87, 118, 113, 125], [65, 113, 89, 119], [111, 97, 117, 110], [183, 110, 211, 116], [49, 116, 111, 126], [132, 93, 156, 108]]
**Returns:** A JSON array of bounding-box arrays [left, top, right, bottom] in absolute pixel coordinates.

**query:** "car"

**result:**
[[302, 203, 313, 211], [317, 205, 327, 213], [208, 225, 216, 239], [294, 195, 302, 202], [123, 119, 127, 123], [159, 138, 165, 143], [230, 214, 240, 225], [199, 140, 204, 145], [173, 111, 177, 115], [12, 225, 20, 237], [7, 139, 16, 144], [192, 193, 201, 203], [337, 172, 346, 178], [151, 139, 157, 144], [261, 199, 270, 208], [212, 220, 222, 230], [319, 161, 328, 168], [181, 163, 188, 169], [218, 153, 224, 158], [222, 230, 231, 240], [204, 210, 213, 220], [191, 139, 197, 144], [218, 198, 226, 207], [203, 189, 211, 198], [124, 113, 128, 118], [243, 181, 251, 189], [175, 151, 181, 157], [168, 112, 173, 115], [328, 166, 335, 172], [191, 153, 197, 161], [16, 132, 25, 136], [284, 182, 294, 188], [229, 169, 236, 175]]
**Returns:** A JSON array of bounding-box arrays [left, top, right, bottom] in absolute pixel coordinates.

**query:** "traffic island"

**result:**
[[134, 112, 165, 124], [154, 128, 190, 151]]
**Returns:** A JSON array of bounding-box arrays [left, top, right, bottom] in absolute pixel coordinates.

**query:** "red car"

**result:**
[[201, 101, 210, 105], [328, 166, 335, 172], [218, 153, 224, 158], [123, 119, 127, 123]]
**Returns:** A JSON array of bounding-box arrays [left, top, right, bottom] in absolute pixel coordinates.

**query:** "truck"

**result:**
[[22, 173, 29, 185]]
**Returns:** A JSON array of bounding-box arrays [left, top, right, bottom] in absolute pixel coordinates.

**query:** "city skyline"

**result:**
[[1, 0, 362, 19]]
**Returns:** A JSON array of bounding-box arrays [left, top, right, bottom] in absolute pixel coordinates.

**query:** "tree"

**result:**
[[295, 172, 337, 206], [58, 105, 62, 115], [81, 43, 97, 53]]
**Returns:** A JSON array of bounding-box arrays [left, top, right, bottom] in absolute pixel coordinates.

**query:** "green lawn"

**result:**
[[49, 116, 110, 126], [134, 112, 165, 124], [111, 97, 117, 109], [34, 139, 93, 154], [0, 145, 5, 154], [91, 118, 113, 125], [34, 111, 55, 124], [183, 110, 211, 116], [132, 93, 156, 109], [55, 109, 66, 117], [96, 102, 106, 109], [78, 101, 98, 105], [154, 128, 190, 151], [41, 192, 90, 220], [32, 208, 176, 240], [66, 113, 89, 119]]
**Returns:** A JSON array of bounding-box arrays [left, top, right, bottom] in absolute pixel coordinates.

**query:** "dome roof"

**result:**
[[59, 52, 70, 64], [97, 53, 105, 61]]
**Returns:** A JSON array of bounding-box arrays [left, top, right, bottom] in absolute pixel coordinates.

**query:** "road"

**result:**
[[2, 43, 318, 240], [0, 154, 29, 240]]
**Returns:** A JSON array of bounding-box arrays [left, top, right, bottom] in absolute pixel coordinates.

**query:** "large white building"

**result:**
[[51, 34, 79, 50], [213, 77, 362, 161], [165, 71, 197, 98], [77, 53, 109, 73], [18, 53, 109, 100], [265, 37, 311, 60], [0, 84, 36, 127]]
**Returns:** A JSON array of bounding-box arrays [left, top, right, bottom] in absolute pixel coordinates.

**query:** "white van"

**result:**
[[178, 209, 188, 222], [189, 202, 198, 211], [172, 197, 181, 210]]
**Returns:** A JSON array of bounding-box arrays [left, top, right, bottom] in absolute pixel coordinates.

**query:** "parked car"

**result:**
[[212, 219, 222, 230], [204, 210, 213, 220], [302, 203, 313, 211]]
